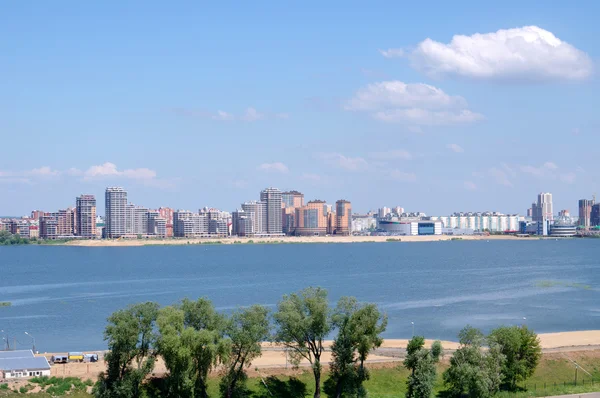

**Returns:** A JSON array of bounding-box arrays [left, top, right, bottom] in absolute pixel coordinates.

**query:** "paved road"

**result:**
[[546, 393, 600, 398]]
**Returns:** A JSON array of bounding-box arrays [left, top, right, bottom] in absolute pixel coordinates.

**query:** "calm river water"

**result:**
[[0, 240, 598, 352]]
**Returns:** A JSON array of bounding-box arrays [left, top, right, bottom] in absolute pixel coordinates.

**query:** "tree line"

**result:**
[[94, 286, 541, 398]]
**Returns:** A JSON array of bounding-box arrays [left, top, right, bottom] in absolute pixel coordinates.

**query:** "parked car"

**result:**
[[83, 354, 98, 363], [51, 355, 68, 364]]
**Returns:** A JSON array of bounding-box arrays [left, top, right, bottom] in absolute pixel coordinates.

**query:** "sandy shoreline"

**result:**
[[63, 234, 539, 247], [35, 331, 600, 379]]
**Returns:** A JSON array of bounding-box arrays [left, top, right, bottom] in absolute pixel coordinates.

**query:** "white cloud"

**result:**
[[464, 181, 477, 190], [346, 81, 482, 125], [346, 81, 467, 111], [212, 110, 234, 121], [447, 143, 464, 153], [242, 107, 264, 122], [369, 149, 413, 160], [388, 169, 417, 182], [0, 166, 59, 179], [174, 107, 286, 122], [373, 108, 483, 125], [379, 48, 405, 58], [409, 26, 593, 81], [317, 153, 369, 171], [83, 162, 157, 181], [257, 162, 289, 174]]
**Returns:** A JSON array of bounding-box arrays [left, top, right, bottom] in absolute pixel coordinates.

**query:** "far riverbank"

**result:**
[[63, 234, 543, 247]]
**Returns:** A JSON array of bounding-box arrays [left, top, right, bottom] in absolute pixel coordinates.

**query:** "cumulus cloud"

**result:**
[[409, 26, 593, 81], [520, 162, 558, 177], [83, 162, 157, 180], [317, 153, 369, 171], [369, 149, 413, 160], [345, 81, 482, 125], [257, 162, 289, 173], [379, 48, 405, 58], [447, 143, 464, 153]]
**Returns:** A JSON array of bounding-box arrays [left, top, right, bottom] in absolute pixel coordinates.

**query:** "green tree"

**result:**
[[324, 318, 360, 398], [219, 305, 270, 398], [324, 297, 387, 398], [273, 287, 332, 398], [404, 337, 442, 398], [487, 325, 542, 390], [443, 326, 505, 398], [157, 299, 230, 398], [94, 302, 159, 398]]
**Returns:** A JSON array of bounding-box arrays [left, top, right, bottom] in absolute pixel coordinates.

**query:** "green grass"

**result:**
[[1, 352, 599, 397]]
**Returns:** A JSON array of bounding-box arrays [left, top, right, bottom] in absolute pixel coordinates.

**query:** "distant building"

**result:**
[[578, 198, 595, 228], [335, 200, 351, 235], [282, 191, 304, 208], [173, 210, 209, 237], [105, 187, 127, 238], [158, 207, 174, 237], [378, 207, 391, 219], [532, 192, 553, 224], [591, 204, 600, 227], [76, 195, 96, 238], [39, 216, 59, 240], [126, 204, 149, 235], [260, 187, 284, 235], [241, 201, 266, 235], [351, 215, 376, 233], [549, 215, 577, 237], [232, 209, 254, 237], [147, 210, 167, 237], [429, 212, 521, 233], [295, 200, 329, 236], [378, 220, 442, 235]]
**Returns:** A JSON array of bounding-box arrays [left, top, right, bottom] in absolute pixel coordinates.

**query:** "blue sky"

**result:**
[[1, 1, 598, 215]]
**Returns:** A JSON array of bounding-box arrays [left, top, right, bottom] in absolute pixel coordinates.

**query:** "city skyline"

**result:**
[[1, 2, 599, 216]]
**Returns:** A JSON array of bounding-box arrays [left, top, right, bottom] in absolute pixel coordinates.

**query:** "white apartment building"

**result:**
[[105, 187, 127, 238]]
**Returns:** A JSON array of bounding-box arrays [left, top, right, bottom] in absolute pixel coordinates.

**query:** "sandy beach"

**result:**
[[35, 330, 600, 381], [63, 234, 537, 247]]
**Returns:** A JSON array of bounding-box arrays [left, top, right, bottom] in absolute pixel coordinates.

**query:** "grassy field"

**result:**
[[1, 351, 599, 397]]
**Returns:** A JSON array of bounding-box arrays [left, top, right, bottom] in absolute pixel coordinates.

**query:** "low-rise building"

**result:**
[[0, 350, 51, 379]]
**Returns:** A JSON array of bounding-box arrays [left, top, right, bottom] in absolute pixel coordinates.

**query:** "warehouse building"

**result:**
[[0, 350, 51, 379]]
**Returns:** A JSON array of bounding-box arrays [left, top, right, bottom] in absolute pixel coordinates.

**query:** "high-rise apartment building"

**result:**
[[591, 204, 600, 227], [335, 200, 352, 235], [295, 200, 329, 236], [282, 191, 304, 208], [260, 187, 283, 235], [126, 204, 149, 235], [173, 210, 209, 237], [532, 192, 553, 223], [241, 201, 266, 235], [232, 209, 255, 237], [105, 187, 127, 238], [578, 198, 595, 228], [76, 194, 97, 238]]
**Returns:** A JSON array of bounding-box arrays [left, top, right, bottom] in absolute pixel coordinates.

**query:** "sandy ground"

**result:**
[[31, 330, 600, 382], [64, 234, 536, 247]]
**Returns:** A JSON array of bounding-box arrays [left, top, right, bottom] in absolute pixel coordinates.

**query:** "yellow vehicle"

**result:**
[[68, 352, 84, 362]]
